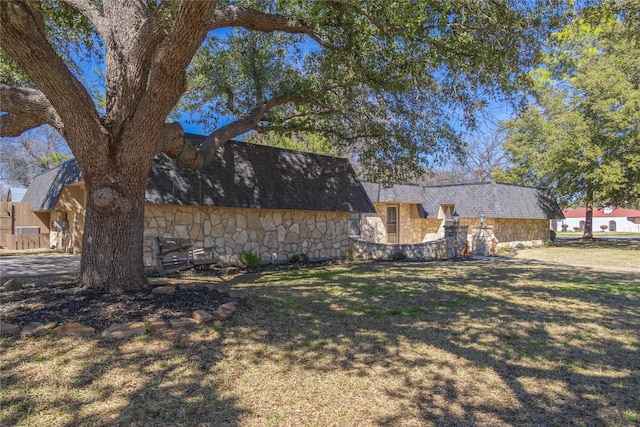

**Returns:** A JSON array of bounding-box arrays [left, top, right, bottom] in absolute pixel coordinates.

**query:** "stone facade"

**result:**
[[361, 201, 551, 249], [144, 204, 351, 267]]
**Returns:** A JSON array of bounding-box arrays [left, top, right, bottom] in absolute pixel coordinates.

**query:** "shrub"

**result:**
[[390, 251, 407, 261], [545, 239, 555, 247], [343, 250, 357, 262], [498, 244, 512, 254], [516, 243, 526, 250], [600, 225, 608, 232], [573, 227, 580, 232], [549, 230, 557, 242], [240, 252, 261, 270], [561, 224, 569, 231], [288, 253, 309, 264]]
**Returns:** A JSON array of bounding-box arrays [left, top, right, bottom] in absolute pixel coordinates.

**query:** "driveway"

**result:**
[[0, 254, 81, 279]]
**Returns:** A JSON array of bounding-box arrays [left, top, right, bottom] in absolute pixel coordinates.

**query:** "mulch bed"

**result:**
[[1, 281, 231, 331]]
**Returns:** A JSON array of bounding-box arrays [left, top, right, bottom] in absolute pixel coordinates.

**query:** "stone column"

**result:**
[[444, 225, 466, 259], [472, 226, 494, 256]]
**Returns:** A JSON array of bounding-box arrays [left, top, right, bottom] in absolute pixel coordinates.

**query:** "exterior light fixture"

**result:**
[[479, 214, 485, 227], [452, 211, 460, 225]]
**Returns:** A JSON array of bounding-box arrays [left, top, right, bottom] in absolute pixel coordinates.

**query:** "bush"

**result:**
[[288, 253, 309, 264], [561, 224, 568, 231], [573, 227, 580, 232], [240, 252, 261, 270], [343, 250, 357, 262], [545, 239, 555, 247], [549, 230, 557, 242], [516, 243, 526, 250], [600, 225, 608, 232]]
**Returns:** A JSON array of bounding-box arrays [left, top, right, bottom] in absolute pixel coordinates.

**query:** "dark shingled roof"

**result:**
[[22, 158, 82, 211], [361, 181, 563, 219], [24, 138, 375, 214]]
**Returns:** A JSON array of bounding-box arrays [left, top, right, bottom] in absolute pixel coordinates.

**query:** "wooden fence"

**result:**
[[1, 233, 50, 250], [0, 201, 50, 250]]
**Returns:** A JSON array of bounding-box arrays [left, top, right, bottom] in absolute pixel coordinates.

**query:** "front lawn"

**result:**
[[514, 237, 640, 268], [2, 261, 638, 426]]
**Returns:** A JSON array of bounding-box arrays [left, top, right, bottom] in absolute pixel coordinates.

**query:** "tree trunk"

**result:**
[[78, 164, 150, 293], [583, 185, 594, 240]]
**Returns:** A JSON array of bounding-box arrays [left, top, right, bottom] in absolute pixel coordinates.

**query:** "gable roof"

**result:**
[[23, 138, 375, 214], [361, 181, 564, 220], [563, 207, 640, 219], [22, 158, 82, 211]]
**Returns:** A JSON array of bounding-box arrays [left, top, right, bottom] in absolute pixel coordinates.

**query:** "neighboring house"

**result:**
[[22, 137, 375, 267], [358, 181, 563, 247], [559, 206, 640, 233]]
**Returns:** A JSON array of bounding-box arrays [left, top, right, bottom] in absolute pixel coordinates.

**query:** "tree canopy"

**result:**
[[497, 7, 640, 237], [0, 0, 575, 292]]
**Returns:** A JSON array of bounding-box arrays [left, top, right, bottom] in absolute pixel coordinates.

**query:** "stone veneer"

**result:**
[[350, 237, 452, 261], [144, 204, 351, 267]]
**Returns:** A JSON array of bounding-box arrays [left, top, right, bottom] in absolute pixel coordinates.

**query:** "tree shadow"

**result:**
[[223, 260, 640, 425]]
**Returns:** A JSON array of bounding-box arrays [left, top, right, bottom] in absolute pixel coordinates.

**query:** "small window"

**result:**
[[387, 206, 398, 243], [349, 214, 362, 235]]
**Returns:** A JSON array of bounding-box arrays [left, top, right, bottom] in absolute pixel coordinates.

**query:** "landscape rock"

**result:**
[[179, 283, 196, 290], [20, 322, 57, 337], [192, 310, 214, 323], [212, 302, 236, 320], [0, 323, 19, 335], [147, 318, 169, 330], [102, 322, 146, 339], [53, 322, 96, 337], [169, 317, 197, 328], [152, 285, 175, 295], [3, 278, 23, 291]]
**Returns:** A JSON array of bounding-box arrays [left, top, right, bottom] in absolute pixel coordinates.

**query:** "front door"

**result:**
[[387, 205, 398, 243]]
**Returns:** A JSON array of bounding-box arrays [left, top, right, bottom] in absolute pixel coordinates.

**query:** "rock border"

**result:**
[[0, 281, 246, 340]]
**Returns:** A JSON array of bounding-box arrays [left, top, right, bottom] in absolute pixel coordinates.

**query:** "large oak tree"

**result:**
[[1, 0, 564, 293]]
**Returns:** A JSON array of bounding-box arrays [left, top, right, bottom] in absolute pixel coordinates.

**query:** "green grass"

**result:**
[[515, 238, 640, 268], [2, 260, 639, 426]]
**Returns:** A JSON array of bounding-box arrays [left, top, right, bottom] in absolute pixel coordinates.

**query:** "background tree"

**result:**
[[497, 8, 640, 239], [420, 125, 509, 185], [0, 126, 71, 187], [1, 0, 568, 293]]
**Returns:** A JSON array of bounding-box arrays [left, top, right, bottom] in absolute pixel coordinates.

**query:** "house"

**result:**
[[358, 181, 564, 248], [22, 137, 376, 267], [559, 206, 640, 233]]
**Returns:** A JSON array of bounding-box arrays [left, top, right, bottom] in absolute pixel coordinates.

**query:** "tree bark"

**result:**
[[78, 152, 150, 292], [583, 184, 594, 240]]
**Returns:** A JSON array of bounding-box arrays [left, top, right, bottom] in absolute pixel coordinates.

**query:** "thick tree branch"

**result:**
[[0, 1, 106, 163], [131, 1, 216, 159], [210, 5, 343, 50], [158, 96, 297, 169], [0, 84, 63, 134]]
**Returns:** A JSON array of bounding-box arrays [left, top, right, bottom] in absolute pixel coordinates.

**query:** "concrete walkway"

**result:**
[[0, 254, 81, 279]]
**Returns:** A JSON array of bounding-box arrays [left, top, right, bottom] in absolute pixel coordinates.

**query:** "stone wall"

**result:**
[[350, 237, 451, 261], [492, 218, 550, 246], [144, 204, 351, 267]]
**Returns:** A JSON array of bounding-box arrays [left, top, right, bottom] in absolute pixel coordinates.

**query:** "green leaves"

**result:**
[[501, 7, 640, 207]]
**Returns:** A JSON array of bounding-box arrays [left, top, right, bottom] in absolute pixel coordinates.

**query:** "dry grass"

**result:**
[[2, 260, 639, 426], [513, 238, 640, 268]]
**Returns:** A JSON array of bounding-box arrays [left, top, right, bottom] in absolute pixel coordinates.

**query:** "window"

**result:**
[[387, 206, 398, 243], [348, 214, 361, 235]]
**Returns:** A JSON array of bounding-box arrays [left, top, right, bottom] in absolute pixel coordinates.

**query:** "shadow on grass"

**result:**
[[1, 260, 638, 426], [0, 328, 244, 426], [225, 261, 640, 425]]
